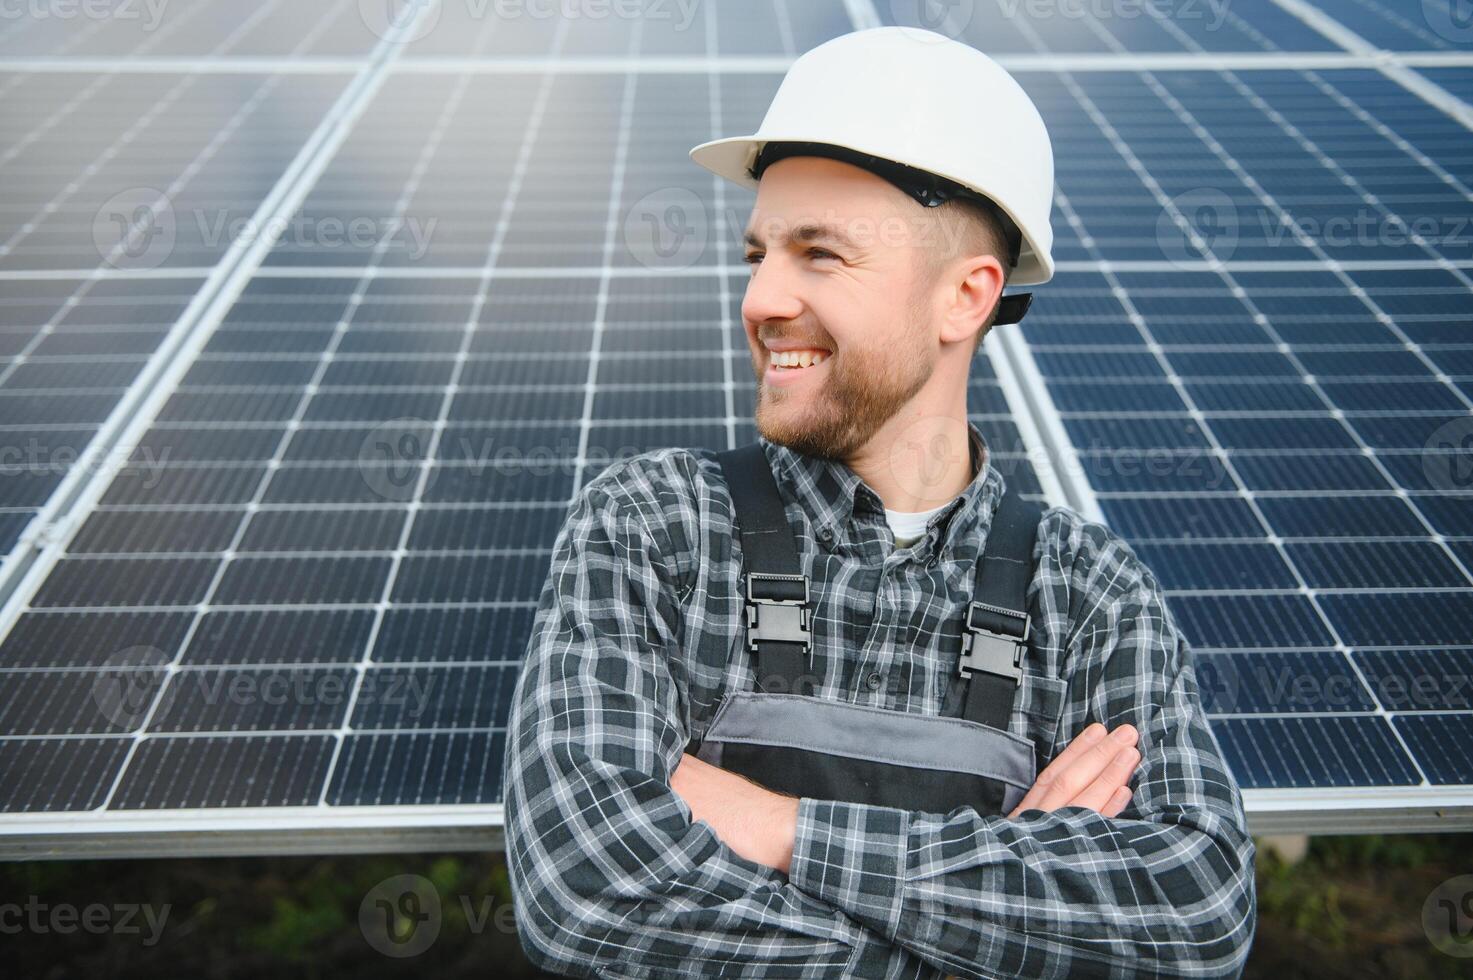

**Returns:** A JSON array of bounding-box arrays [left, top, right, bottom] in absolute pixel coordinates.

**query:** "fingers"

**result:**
[[1034, 723, 1138, 813], [1041, 722, 1110, 779], [1009, 722, 1109, 816], [1070, 743, 1140, 814], [1101, 785, 1132, 819], [1009, 722, 1139, 818]]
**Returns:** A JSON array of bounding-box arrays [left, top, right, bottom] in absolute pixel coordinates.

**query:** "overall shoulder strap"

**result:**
[[716, 442, 814, 695], [959, 487, 1046, 729]]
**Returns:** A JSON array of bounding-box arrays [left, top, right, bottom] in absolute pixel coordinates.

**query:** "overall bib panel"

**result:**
[[693, 442, 1046, 820], [696, 691, 1036, 816]]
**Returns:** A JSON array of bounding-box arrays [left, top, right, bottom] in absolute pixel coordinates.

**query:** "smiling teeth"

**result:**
[[772, 350, 828, 368]]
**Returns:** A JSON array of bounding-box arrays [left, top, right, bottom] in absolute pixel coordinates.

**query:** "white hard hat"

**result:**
[[689, 26, 1055, 324]]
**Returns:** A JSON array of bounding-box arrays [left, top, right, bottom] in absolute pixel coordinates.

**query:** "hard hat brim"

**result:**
[[690, 134, 1054, 287]]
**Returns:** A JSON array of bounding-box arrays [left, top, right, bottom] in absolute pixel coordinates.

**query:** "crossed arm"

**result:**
[[668, 719, 1142, 878], [502, 476, 1257, 979]]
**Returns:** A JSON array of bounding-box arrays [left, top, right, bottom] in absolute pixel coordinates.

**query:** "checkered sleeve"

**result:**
[[502, 462, 944, 979], [786, 511, 1258, 979]]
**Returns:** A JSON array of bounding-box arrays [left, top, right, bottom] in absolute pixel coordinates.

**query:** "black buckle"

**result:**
[[744, 572, 811, 657], [959, 601, 1027, 682]]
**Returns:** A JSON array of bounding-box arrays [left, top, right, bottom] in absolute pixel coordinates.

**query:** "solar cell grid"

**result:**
[[0, 0, 384, 59], [0, 0, 1470, 849]]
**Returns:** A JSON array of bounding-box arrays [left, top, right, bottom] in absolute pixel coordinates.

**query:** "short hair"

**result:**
[[915, 196, 1014, 355]]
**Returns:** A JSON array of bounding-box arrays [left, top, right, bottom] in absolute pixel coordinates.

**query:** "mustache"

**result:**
[[758, 334, 834, 349]]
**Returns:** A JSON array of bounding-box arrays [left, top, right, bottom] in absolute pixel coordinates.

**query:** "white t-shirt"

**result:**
[[885, 499, 954, 548]]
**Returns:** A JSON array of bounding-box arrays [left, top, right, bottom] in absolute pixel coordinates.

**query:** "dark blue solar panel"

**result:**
[[1100, 495, 1265, 539], [0, 0, 1468, 840], [0, 738, 132, 812], [1194, 650, 1378, 715], [0, 5, 1057, 820], [111, 735, 336, 809], [1211, 716, 1422, 789], [1025, 63, 1473, 801], [327, 732, 507, 806], [889, 0, 1343, 52], [1171, 594, 1338, 649], [1303, 2, 1473, 52], [1414, 68, 1473, 102], [0, 0, 382, 57], [1356, 649, 1473, 711], [1394, 715, 1473, 786], [1129, 542, 1299, 590]]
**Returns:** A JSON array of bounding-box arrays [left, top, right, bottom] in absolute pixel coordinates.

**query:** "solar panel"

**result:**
[[397, 0, 853, 56], [0, 276, 204, 550], [1009, 57, 1473, 826], [1282, 0, 1473, 52], [0, 0, 1470, 854], [0, 0, 384, 59], [879, 0, 1344, 54], [0, 61, 350, 611], [1417, 66, 1473, 101]]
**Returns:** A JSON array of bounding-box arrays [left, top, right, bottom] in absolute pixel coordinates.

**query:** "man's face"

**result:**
[[741, 155, 940, 462]]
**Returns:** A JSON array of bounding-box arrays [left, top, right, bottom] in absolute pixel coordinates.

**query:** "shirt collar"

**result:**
[[759, 420, 1004, 553]]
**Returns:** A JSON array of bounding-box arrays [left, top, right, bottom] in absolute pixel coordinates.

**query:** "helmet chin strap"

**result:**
[[750, 140, 1034, 325]]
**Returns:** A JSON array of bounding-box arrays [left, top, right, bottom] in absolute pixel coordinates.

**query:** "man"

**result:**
[[504, 26, 1256, 979]]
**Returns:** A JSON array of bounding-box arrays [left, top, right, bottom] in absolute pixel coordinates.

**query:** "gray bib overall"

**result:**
[[693, 442, 1046, 818]]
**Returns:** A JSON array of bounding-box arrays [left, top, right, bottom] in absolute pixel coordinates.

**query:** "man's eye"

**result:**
[[742, 249, 838, 264]]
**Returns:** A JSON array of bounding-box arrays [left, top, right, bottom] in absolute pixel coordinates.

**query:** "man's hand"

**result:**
[[670, 753, 800, 874], [1008, 721, 1139, 819], [670, 721, 1136, 875]]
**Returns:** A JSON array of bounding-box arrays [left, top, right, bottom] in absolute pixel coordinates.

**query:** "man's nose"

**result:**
[[741, 254, 804, 328]]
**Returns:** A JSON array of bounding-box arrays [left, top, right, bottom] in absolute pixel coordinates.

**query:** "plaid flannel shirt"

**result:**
[[503, 421, 1256, 979]]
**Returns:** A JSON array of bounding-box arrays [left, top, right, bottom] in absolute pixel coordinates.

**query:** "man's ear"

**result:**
[[937, 252, 1006, 347]]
